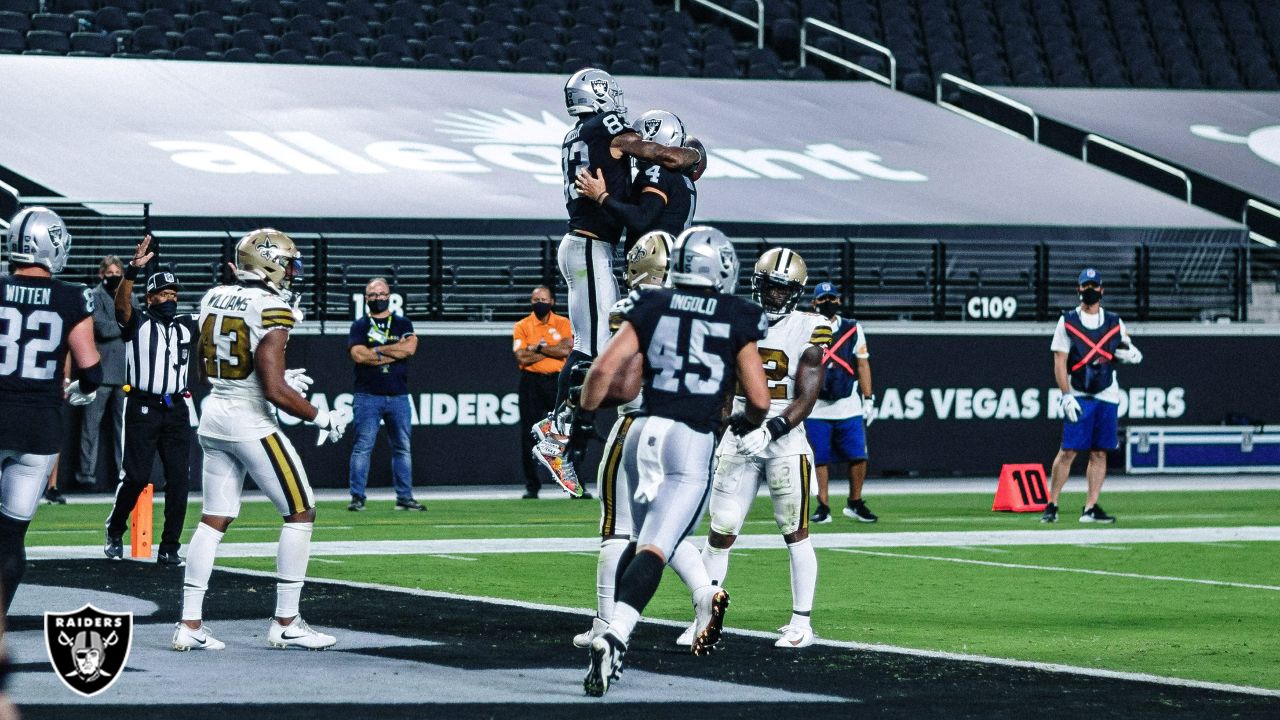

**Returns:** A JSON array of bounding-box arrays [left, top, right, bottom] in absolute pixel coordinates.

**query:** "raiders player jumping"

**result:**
[[532, 69, 705, 497], [0, 208, 102, 614], [692, 248, 831, 650], [573, 226, 771, 697]]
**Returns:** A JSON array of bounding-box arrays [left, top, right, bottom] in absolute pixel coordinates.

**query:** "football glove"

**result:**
[[284, 368, 314, 396], [862, 394, 877, 427], [1059, 394, 1082, 423], [725, 411, 759, 437], [65, 380, 98, 407], [310, 406, 353, 446], [1114, 343, 1143, 364], [737, 416, 792, 456], [564, 408, 597, 463]]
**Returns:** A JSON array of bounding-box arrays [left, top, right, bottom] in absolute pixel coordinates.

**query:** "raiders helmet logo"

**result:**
[[643, 118, 662, 138], [44, 604, 133, 697], [590, 79, 609, 97]]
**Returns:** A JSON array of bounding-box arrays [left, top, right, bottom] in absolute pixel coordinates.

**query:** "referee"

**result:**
[[104, 235, 198, 566]]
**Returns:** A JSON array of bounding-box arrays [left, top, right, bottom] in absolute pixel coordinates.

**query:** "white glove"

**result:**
[[1114, 343, 1143, 364], [310, 406, 353, 446], [1059, 394, 1082, 423], [736, 426, 772, 456], [284, 368, 314, 396], [862, 394, 877, 427], [65, 380, 98, 407]]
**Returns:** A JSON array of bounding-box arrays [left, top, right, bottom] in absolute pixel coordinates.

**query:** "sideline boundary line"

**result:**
[[831, 548, 1280, 591], [215, 565, 1280, 699]]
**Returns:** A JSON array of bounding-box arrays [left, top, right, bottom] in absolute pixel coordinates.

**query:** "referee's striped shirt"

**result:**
[[121, 309, 197, 396]]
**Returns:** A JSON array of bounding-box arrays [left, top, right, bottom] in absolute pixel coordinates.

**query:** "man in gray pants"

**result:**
[[76, 255, 130, 491]]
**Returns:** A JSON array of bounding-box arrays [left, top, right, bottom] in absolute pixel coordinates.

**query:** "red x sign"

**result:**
[[1064, 322, 1121, 372], [820, 324, 859, 375]]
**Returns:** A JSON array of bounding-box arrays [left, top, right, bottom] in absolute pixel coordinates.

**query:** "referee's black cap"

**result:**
[[146, 271, 181, 294]]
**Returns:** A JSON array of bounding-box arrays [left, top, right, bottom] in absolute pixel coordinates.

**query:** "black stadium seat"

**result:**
[[30, 13, 76, 34], [25, 28, 70, 54], [68, 30, 112, 55], [0, 11, 28, 32], [273, 47, 306, 63], [0, 0, 37, 15], [130, 24, 169, 53], [286, 14, 322, 36], [0, 26, 21, 52]]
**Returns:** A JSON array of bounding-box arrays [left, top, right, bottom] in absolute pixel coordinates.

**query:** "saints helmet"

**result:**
[[235, 228, 302, 294], [633, 109, 685, 148], [668, 226, 739, 293], [6, 207, 70, 273], [626, 231, 674, 288], [564, 68, 626, 117], [752, 247, 808, 320]]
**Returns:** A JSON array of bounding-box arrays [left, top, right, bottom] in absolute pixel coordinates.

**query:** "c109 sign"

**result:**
[[966, 295, 1020, 320]]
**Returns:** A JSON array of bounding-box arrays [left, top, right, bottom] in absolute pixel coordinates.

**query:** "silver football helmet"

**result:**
[[633, 109, 685, 148], [6, 207, 71, 273], [668, 226, 740, 293], [752, 247, 809, 320], [626, 230, 674, 288], [564, 67, 627, 117]]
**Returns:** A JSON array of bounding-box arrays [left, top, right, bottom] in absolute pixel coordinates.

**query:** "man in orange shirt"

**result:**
[[513, 286, 572, 499]]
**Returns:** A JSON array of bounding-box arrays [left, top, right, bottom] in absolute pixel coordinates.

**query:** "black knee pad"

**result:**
[[615, 549, 665, 613], [0, 515, 31, 613]]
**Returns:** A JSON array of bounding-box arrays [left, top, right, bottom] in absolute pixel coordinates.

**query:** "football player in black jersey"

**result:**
[[573, 226, 771, 697], [0, 207, 103, 613], [534, 69, 707, 496], [575, 109, 698, 254]]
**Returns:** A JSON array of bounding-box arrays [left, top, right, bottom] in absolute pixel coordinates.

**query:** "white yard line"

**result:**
[[214, 565, 1280, 698], [830, 548, 1280, 592], [433, 554, 478, 562], [28, 525, 1280, 560]]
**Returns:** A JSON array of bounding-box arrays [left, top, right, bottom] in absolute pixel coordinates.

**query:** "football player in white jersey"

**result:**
[[174, 229, 352, 652], [692, 247, 831, 649], [571, 232, 730, 656]]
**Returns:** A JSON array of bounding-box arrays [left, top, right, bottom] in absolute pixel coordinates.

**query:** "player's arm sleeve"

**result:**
[[601, 189, 665, 238], [1049, 317, 1069, 353]]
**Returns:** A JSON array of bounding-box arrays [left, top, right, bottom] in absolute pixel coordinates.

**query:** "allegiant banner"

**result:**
[[0, 56, 1239, 231], [177, 326, 1277, 485]]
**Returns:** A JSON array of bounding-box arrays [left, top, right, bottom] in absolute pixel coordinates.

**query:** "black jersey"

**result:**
[[634, 161, 697, 237], [621, 287, 768, 434], [562, 110, 635, 245], [0, 275, 94, 453]]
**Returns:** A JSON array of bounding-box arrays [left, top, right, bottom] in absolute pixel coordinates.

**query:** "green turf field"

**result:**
[[29, 489, 1280, 689]]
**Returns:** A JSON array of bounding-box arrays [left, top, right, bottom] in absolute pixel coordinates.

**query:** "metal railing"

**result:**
[[674, 0, 764, 48], [935, 73, 1039, 142], [800, 18, 896, 88], [1243, 199, 1280, 248], [1081, 134, 1193, 203]]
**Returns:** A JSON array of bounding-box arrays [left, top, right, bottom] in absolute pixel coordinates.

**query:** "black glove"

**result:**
[[565, 408, 597, 463], [726, 411, 760, 437], [566, 360, 592, 407]]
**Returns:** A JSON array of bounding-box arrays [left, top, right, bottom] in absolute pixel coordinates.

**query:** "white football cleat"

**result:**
[[267, 616, 337, 650], [774, 624, 815, 649], [573, 616, 609, 649], [584, 631, 626, 697], [674, 622, 696, 647], [172, 622, 226, 651]]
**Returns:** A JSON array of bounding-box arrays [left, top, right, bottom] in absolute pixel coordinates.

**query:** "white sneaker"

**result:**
[[674, 622, 696, 647], [774, 624, 815, 649], [267, 616, 337, 650], [691, 589, 729, 656], [573, 616, 609, 648], [172, 622, 226, 651]]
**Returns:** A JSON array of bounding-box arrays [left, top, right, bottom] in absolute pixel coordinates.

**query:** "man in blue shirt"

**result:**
[[346, 277, 423, 512]]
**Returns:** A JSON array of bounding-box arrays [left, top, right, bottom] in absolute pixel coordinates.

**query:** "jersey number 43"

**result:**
[[199, 314, 252, 380]]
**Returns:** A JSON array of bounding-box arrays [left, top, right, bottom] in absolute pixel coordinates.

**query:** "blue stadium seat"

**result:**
[[181, 26, 217, 53], [417, 51, 450, 69], [184, 10, 223, 33], [513, 55, 549, 72], [68, 30, 112, 55], [434, 1, 473, 25], [0, 0, 37, 15], [520, 22, 556, 44], [140, 8, 177, 33], [380, 16, 419, 40], [278, 30, 314, 55], [0, 11, 28, 32], [286, 13, 322, 36], [130, 24, 169, 53], [31, 13, 77, 34], [320, 49, 351, 64], [428, 18, 465, 41], [388, 1, 425, 22], [0, 26, 22, 52], [333, 15, 370, 37], [466, 54, 499, 70], [327, 30, 364, 57], [270, 47, 304, 63], [24, 28, 69, 54], [222, 46, 255, 61], [231, 28, 269, 57]]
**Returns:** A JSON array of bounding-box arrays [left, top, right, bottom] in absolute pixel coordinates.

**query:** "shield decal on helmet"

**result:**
[[590, 79, 609, 97], [643, 118, 662, 137], [44, 604, 133, 697]]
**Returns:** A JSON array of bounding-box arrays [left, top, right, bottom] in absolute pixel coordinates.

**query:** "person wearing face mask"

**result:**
[[512, 286, 572, 499], [71, 256, 132, 495], [803, 282, 879, 524], [1042, 268, 1142, 524], [105, 235, 198, 565], [346, 277, 422, 512]]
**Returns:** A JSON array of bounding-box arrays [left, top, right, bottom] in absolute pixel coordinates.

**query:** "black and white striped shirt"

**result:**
[[120, 309, 197, 396]]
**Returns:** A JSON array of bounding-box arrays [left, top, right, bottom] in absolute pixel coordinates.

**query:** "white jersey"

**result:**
[[196, 283, 296, 442], [726, 310, 833, 458]]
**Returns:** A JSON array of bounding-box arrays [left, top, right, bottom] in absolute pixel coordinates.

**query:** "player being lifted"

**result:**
[[574, 109, 699, 251], [573, 226, 771, 696], [174, 229, 352, 651], [690, 248, 830, 649], [0, 208, 102, 614], [571, 231, 732, 657], [534, 69, 706, 497]]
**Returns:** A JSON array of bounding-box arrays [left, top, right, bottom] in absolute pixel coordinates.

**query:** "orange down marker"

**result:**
[[991, 464, 1050, 512]]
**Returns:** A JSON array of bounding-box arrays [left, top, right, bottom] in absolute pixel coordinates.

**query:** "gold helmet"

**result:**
[[625, 231, 674, 288], [235, 228, 302, 294], [752, 247, 808, 320]]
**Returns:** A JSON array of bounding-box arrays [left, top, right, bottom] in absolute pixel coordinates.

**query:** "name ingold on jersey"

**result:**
[[4, 284, 52, 305], [669, 294, 717, 315]]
